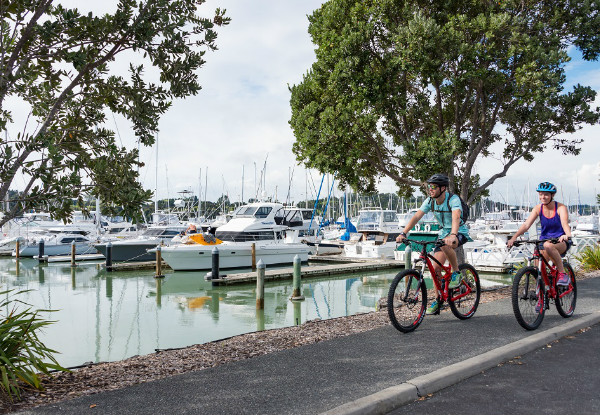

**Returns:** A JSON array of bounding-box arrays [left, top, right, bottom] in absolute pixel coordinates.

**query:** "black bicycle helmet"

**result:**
[[426, 173, 449, 187], [536, 182, 557, 193]]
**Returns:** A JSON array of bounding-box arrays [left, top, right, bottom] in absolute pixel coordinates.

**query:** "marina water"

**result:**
[[0, 258, 512, 368]]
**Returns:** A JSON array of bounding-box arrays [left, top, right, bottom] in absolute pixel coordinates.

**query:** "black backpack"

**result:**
[[429, 193, 469, 225]]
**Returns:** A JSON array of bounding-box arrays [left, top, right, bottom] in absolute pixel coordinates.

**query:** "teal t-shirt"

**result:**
[[419, 193, 470, 239]]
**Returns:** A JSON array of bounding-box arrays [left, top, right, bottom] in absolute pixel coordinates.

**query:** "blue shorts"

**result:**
[[433, 233, 469, 253]]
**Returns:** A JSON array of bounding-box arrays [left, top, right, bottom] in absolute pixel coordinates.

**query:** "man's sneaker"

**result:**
[[448, 271, 462, 289], [557, 272, 570, 286], [426, 300, 440, 315]]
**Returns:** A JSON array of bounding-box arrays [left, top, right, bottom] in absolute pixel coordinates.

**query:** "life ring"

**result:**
[[414, 224, 421, 231], [424, 224, 431, 232]]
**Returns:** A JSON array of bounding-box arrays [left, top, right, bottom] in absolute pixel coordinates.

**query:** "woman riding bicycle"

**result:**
[[507, 182, 572, 286], [396, 173, 471, 314]]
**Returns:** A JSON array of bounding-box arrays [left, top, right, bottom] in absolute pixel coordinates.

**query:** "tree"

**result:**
[[0, 0, 229, 227], [289, 0, 600, 203]]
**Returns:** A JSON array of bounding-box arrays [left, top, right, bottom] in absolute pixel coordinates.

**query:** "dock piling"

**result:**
[[155, 245, 164, 278], [38, 239, 44, 261], [106, 242, 113, 272], [211, 246, 220, 281], [15, 240, 19, 259], [256, 259, 265, 309], [404, 245, 412, 269], [70, 241, 77, 267], [251, 243, 256, 271], [290, 254, 305, 301]]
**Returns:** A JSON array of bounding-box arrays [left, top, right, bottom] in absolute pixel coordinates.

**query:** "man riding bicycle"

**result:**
[[396, 173, 471, 314], [507, 181, 572, 286]]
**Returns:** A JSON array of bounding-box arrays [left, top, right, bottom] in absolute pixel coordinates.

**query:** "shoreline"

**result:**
[[2, 270, 598, 413]]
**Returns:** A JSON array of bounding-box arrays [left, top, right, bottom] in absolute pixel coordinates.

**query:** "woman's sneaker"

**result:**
[[535, 296, 543, 313], [448, 271, 462, 289], [426, 300, 440, 315], [557, 272, 570, 286]]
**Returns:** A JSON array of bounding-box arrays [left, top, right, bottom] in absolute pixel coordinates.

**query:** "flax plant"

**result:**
[[0, 289, 65, 401], [576, 245, 600, 272]]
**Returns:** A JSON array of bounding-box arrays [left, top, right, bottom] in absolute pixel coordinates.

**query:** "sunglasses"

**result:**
[[427, 184, 439, 190]]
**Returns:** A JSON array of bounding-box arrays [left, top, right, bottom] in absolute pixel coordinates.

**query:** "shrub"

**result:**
[[575, 245, 600, 272], [0, 289, 65, 401]]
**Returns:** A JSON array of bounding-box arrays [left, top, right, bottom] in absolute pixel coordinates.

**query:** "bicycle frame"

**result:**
[[527, 242, 574, 301], [412, 241, 472, 303]]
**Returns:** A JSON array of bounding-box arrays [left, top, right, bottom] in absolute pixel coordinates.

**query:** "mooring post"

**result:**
[[15, 240, 20, 259], [404, 245, 412, 269], [155, 245, 164, 278], [256, 259, 265, 309], [251, 242, 256, 271], [105, 241, 113, 272], [211, 246, 220, 280], [290, 254, 305, 301], [38, 239, 45, 261], [70, 240, 77, 267]]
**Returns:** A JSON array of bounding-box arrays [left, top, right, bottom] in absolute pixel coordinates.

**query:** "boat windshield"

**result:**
[[236, 206, 257, 217], [357, 211, 381, 228]]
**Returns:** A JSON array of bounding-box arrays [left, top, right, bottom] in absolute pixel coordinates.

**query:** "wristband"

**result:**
[[399, 232, 406, 237]]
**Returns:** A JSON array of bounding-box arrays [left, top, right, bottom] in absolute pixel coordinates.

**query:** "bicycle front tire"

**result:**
[[387, 269, 427, 333], [512, 266, 545, 330]]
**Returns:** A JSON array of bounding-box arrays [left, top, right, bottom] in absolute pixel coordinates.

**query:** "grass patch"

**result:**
[[0, 289, 66, 401], [575, 245, 600, 272]]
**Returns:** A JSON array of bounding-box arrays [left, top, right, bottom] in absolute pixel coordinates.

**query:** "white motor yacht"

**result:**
[[15, 229, 97, 257], [344, 208, 402, 259], [158, 202, 311, 271]]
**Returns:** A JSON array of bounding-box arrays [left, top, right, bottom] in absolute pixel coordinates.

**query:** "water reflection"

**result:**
[[0, 257, 510, 368]]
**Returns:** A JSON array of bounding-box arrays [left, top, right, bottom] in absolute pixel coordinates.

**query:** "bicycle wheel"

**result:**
[[449, 263, 481, 320], [555, 262, 577, 318], [387, 269, 427, 333], [512, 266, 545, 330]]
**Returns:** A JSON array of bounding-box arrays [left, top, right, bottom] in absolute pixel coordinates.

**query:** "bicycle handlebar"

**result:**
[[398, 238, 445, 247], [510, 237, 572, 247]]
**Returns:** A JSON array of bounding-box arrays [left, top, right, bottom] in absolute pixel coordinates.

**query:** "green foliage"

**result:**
[[0, 1, 230, 227], [0, 289, 65, 401], [289, 0, 600, 203], [576, 245, 600, 272]]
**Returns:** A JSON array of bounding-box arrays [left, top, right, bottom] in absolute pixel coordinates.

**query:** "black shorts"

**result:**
[[433, 233, 469, 253], [537, 239, 573, 257]]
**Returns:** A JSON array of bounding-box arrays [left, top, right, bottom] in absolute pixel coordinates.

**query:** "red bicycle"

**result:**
[[387, 238, 481, 333], [511, 238, 577, 330]]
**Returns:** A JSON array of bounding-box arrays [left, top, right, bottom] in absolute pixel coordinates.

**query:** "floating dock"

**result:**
[[208, 258, 403, 286]]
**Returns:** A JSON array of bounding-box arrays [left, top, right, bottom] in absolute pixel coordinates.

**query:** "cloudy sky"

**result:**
[[14, 1, 600, 208]]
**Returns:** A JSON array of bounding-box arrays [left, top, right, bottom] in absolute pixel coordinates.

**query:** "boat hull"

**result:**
[[18, 242, 97, 257], [94, 240, 161, 262], [159, 242, 311, 271]]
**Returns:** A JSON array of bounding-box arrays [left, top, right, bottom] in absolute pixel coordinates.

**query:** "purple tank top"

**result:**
[[539, 203, 565, 239]]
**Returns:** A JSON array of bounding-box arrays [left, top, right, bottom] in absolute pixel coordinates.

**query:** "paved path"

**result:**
[[16, 277, 600, 415], [389, 323, 600, 414]]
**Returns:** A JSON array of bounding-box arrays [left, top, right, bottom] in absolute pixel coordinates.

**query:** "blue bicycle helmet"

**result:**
[[536, 182, 557, 193]]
